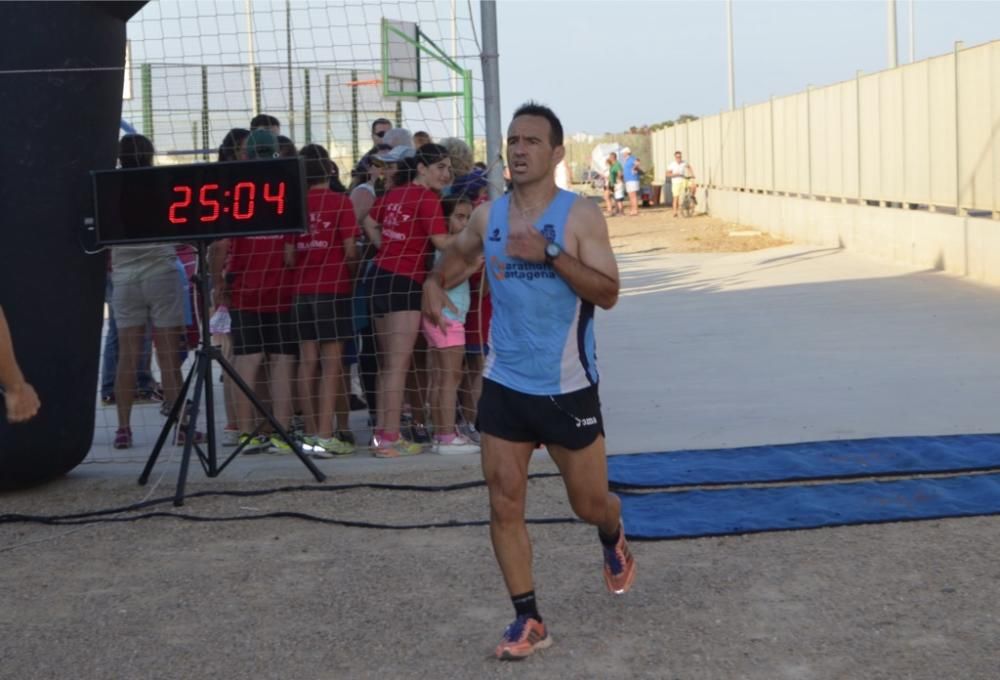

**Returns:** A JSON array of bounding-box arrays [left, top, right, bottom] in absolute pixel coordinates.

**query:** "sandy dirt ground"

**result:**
[[3, 209, 999, 679]]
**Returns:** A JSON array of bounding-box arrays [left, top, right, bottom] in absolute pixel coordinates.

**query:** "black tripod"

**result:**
[[138, 240, 325, 505]]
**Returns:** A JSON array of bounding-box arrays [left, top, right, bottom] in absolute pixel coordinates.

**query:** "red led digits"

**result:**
[[199, 183, 221, 222], [167, 179, 286, 225], [263, 181, 286, 214], [232, 181, 256, 220], [168, 185, 193, 224]]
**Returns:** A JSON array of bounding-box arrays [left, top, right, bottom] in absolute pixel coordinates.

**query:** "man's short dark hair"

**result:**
[[250, 113, 280, 130], [512, 101, 563, 148], [371, 118, 392, 134]]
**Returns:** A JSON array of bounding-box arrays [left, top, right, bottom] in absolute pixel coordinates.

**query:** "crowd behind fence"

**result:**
[[652, 39, 1000, 217]]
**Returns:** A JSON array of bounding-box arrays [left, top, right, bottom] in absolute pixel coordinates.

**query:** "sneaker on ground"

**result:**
[[336, 430, 356, 446], [435, 432, 480, 455], [408, 422, 432, 449], [495, 615, 551, 661], [175, 429, 206, 446], [113, 427, 132, 449], [238, 433, 269, 454], [602, 521, 636, 595], [457, 421, 481, 444], [101, 393, 115, 406], [369, 433, 424, 458], [268, 434, 295, 454], [221, 427, 240, 447], [315, 436, 354, 457]]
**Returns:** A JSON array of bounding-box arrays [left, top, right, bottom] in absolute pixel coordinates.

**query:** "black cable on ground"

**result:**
[[0, 472, 565, 528], [0, 510, 578, 530]]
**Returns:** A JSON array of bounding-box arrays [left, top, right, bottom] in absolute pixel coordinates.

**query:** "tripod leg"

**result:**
[[215, 353, 326, 482], [173, 350, 210, 506], [138, 352, 197, 485]]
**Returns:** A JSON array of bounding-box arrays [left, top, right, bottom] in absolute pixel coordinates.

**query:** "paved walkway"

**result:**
[[81, 243, 1000, 483]]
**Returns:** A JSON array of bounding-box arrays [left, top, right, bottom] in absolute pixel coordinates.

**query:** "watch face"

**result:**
[[546, 243, 560, 258]]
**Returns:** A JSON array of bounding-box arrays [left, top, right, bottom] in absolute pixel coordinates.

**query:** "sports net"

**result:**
[[92, 0, 495, 464]]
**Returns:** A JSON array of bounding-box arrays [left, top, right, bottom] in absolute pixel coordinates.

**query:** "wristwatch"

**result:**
[[544, 241, 562, 264]]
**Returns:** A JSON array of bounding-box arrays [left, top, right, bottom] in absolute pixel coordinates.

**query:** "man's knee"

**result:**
[[568, 490, 611, 525]]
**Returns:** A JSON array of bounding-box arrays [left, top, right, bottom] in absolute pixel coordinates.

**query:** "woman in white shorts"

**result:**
[[110, 135, 189, 449]]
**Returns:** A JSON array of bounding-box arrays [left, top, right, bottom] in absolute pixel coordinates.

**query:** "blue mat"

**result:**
[[608, 434, 1000, 488], [620, 472, 1000, 540]]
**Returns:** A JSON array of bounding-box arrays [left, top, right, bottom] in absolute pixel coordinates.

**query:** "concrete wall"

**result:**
[[707, 188, 1000, 287]]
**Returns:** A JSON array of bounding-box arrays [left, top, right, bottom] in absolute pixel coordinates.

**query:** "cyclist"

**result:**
[[667, 150, 695, 217]]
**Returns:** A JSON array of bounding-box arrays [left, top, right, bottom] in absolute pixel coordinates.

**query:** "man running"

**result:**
[[422, 101, 636, 661]]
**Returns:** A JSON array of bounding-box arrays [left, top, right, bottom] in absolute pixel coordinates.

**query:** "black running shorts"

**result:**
[[370, 266, 422, 315], [476, 379, 604, 451], [231, 309, 298, 356], [294, 294, 354, 343]]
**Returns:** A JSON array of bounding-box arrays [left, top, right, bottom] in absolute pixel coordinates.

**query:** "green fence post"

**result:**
[[254, 66, 262, 117], [303, 68, 311, 144], [324, 73, 331, 151], [201, 65, 210, 161], [351, 69, 359, 163], [463, 69, 473, 149], [141, 63, 153, 142], [395, 101, 402, 128]]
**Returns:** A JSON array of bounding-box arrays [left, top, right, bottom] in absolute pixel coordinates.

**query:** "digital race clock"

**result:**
[[90, 157, 308, 245]]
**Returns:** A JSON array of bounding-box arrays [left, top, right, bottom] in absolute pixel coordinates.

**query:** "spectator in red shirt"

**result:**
[[363, 143, 453, 457], [213, 130, 298, 452], [284, 144, 360, 457]]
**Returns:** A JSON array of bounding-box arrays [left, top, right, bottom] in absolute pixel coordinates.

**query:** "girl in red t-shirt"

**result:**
[[284, 144, 360, 456], [363, 144, 452, 457]]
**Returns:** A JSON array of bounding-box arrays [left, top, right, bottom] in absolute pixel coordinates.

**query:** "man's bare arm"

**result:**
[[0, 306, 41, 423], [555, 199, 619, 309]]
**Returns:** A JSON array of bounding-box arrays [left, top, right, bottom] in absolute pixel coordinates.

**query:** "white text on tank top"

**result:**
[[482, 190, 599, 396]]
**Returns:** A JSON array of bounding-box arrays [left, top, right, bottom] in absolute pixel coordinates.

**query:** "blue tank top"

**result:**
[[482, 190, 598, 395]]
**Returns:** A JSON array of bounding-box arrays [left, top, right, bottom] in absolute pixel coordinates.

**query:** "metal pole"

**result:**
[[481, 0, 503, 199], [887, 0, 898, 69], [246, 0, 257, 117], [726, 0, 735, 111]]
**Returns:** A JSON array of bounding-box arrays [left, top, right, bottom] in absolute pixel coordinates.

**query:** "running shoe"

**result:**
[[221, 426, 240, 447], [336, 430, 356, 446], [113, 427, 132, 449], [101, 393, 115, 406], [314, 436, 354, 457], [602, 521, 636, 595], [434, 432, 480, 455], [457, 421, 481, 444], [268, 435, 294, 454], [408, 422, 433, 450], [238, 433, 270, 454], [369, 433, 424, 458], [494, 615, 551, 661]]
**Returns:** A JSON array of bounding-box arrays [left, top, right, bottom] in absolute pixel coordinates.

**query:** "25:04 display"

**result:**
[[167, 181, 286, 223]]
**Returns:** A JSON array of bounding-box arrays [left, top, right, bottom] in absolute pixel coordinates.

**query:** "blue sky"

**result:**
[[494, 0, 1000, 133]]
